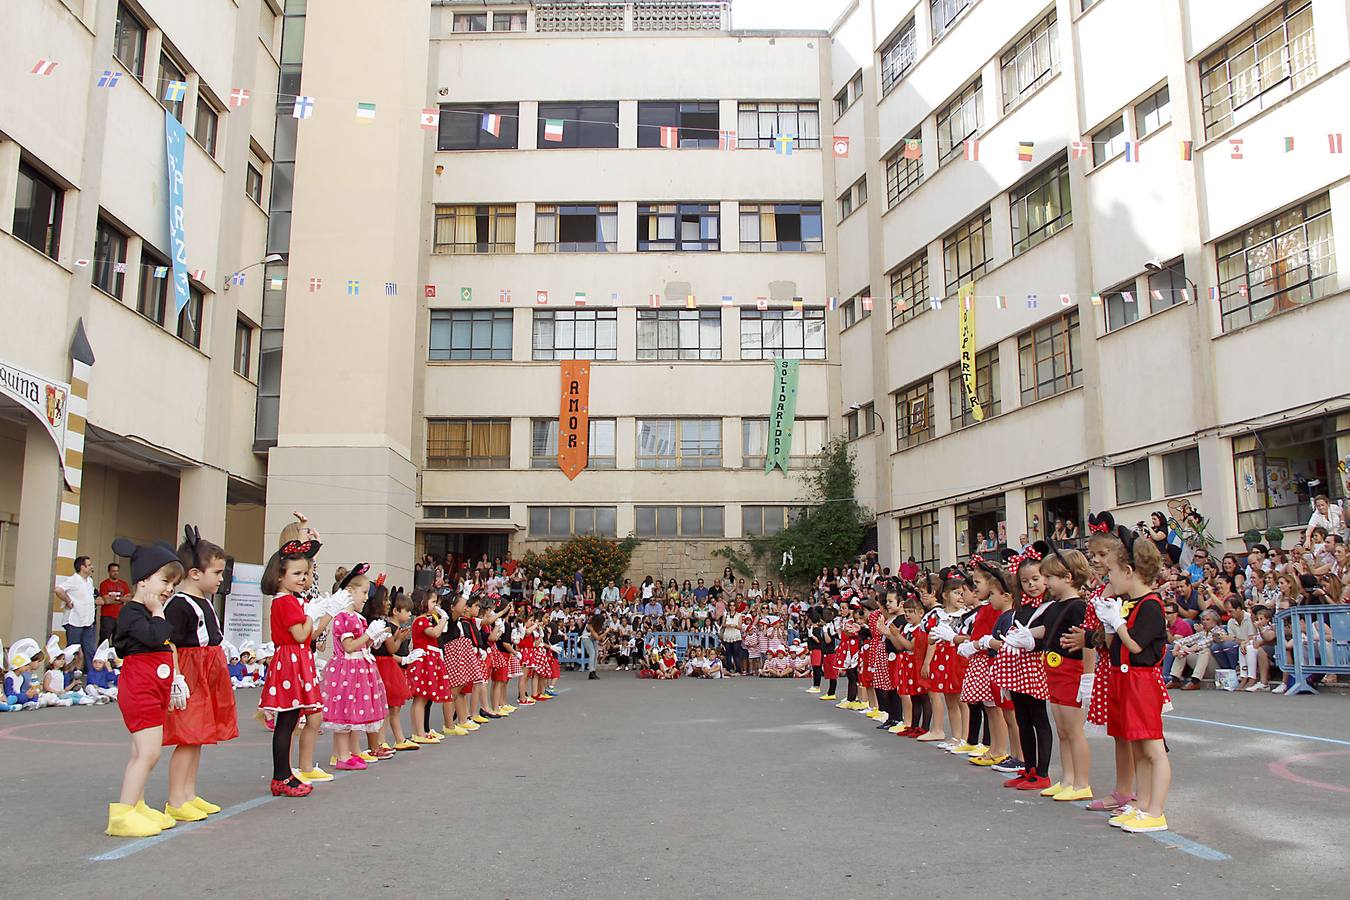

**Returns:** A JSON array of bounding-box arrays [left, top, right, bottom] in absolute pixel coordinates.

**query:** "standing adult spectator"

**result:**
[[55, 554, 98, 667], [583, 612, 606, 680], [1304, 494, 1345, 544], [722, 603, 746, 675], [573, 567, 587, 601], [899, 556, 920, 582], [97, 562, 130, 644]]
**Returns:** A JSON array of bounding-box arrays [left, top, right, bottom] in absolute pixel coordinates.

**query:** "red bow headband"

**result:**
[[968, 553, 986, 567], [279, 539, 321, 558], [1088, 521, 1111, 534], [1008, 546, 1042, 575]]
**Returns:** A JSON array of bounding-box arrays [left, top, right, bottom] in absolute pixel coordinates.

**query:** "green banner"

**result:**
[[765, 359, 800, 473]]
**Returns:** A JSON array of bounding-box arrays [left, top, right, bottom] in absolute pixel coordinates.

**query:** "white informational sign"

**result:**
[[223, 563, 265, 648]]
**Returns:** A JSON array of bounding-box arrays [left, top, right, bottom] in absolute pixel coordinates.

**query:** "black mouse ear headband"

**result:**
[[1087, 511, 1116, 535], [972, 556, 1009, 593], [182, 524, 202, 569], [1115, 525, 1139, 556]]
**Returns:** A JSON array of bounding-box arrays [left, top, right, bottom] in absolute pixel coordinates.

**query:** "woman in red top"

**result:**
[[258, 540, 330, 798]]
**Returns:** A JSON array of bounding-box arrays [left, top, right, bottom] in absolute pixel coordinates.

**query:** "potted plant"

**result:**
[[1243, 529, 1263, 550], [1264, 526, 1284, 549]]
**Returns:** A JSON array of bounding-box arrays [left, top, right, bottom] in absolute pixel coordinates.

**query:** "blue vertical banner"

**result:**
[[765, 359, 800, 473], [164, 109, 190, 316]]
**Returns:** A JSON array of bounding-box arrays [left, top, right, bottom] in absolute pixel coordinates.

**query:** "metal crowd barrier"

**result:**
[[642, 631, 722, 662], [1273, 605, 1350, 696]]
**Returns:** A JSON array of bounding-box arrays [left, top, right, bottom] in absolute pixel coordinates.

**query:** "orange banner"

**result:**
[[558, 361, 590, 480]]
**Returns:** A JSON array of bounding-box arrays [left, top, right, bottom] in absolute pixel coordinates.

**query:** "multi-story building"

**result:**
[[4, 0, 1348, 643], [833, 0, 1349, 567], [0, 0, 277, 640]]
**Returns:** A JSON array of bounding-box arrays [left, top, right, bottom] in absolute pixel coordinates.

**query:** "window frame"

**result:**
[[452, 12, 488, 32], [895, 377, 935, 450], [1010, 157, 1072, 256], [536, 101, 620, 149], [739, 308, 827, 360], [947, 346, 1000, 428], [428, 309, 514, 361], [942, 207, 992, 295], [528, 506, 619, 539], [1091, 116, 1125, 167], [742, 505, 807, 537], [1134, 84, 1172, 138], [113, 2, 148, 80], [1101, 279, 1140, 333], [175, 285, 205, 349], [636, 308, 722, 361], [634, 505, 725, 538], [531, 308, 618, 361], [741, 418, 828, 468], [880, 17, 918, 96], [885, 130, 924, 207], [889, 251, 930, 327], [1147, 260, 1186, 313], [530, 419, 618, 470], [1017, 311, 1082, 404], [930, 0, 973, 42], [92, 216, 128, 299], [1163, 447, 1202, 497], [535, 203, 618, 253], [1200, 1, 1317, 139], [432, 204, 516, 255], [637, 101, 720, 148], [137, 248, 170, 325], [937, 77, 983, 165], [635, 418, 723, 470], [1114, 458, 1152, 505], [437, 102, 519, 150], [492, 11, 528, 32], [13, 160, 64, 259], [736, 101, 822, 150], [234, 317, 254, 378], [193, 94, 220, 157], [637, 203, 720, 252], [898, 510, 940, 572], [737, 203, 823, 252], [1000, 10, 1059, 112], [157, 50, 187, 123], [245, 162, 264, 206], [425, 418, 511, 470]]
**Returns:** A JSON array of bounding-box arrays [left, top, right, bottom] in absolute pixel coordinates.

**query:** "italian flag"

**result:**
[[356, 101, 376, 120], [543, 119, 564, 142]]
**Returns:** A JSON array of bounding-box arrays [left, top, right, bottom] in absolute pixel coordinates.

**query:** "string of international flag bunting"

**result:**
[[33, 57, 1350, 159]]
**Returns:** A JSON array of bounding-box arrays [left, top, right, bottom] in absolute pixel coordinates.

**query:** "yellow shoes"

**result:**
[[189, 796, 221, 814], [106, 802, 161, 838], [357, 750, 380, 763], [866, 710, 888, 721], [471, 715, 491, 724], [1108, 807, 1138, 828], [1039, 782, 1063, 797], [1122, 813, 1168, 833], [442, 725, 469, 736], [294, 767, 333, 783], [410, 734, 438, 744], [494, 707, 512, 716], [887, 723, 909, 734], [165, 801, 208, 822], [834, 700, 852, 709], [461, 721, 481, 732], [959, 743, 989, 756], [969, 754, 1007, 767], [393, 739, 420, 750], [501, 704, 517, 712], [1053, 786, 1093, 802], [805, 687, 821, 694], [134, 800, 175, 829], [949, 742, 978, 754], [819, 694, 837, 700]]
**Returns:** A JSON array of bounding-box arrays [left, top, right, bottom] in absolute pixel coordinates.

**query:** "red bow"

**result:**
[[969, 553, 986, 567], [279, 539, 317, 557], [1088, 520, 1111, 534], [1020, 591, 1048, 608], [375, 573, 387, 587], [1009, 546, 1042, 575]]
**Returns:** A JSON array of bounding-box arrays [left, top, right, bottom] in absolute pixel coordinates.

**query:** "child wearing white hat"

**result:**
[[85, 641, 119, 703], [4, 639, 44, 710], [40, 638, 96, 706]]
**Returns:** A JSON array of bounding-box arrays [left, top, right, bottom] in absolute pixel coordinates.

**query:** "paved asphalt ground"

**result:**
[[2, 675, 1346, 898]]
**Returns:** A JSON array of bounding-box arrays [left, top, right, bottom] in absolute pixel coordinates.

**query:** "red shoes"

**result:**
[[270, 778, 313, 797], [1016, 770, 1052, 791], [1002, 770, 1029, 787], [901, 727, 927, 738]]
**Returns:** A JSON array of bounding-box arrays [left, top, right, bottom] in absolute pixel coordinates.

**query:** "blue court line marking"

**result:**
[[89, 793, 280, 861], [1163, 714, 1350, 747]]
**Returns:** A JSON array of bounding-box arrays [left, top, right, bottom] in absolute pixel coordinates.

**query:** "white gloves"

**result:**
[[400, 648, 425, 666], [327, 590, 352, 618], [976, 635, 993, 651], [169, 673, 191, 710], [957, 641, 978, 658], [931, 624, 957, 643], [364, 619, 390, 645], [303, 598, 326, 621], [1095, 597, 1125, 632], [1004, 625, 1035, 652], [1077, 673, 1095, 705]]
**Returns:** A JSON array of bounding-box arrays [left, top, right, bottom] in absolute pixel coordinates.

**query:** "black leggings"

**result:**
[[910, 692, 932, 730], [272, 710, 300, 782], [845, 668, 859, 703], [967, 702, 991, 746], [1011, 691, 1052, 775], [423, 703, 433, 734], [875, 688, 900, 724], [811, 665, 823, 688]]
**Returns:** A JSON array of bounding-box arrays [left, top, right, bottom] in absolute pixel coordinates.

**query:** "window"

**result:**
[[1114, 459, 1152, 504], [528, 506, 618, 538], [943, 207, 992, 295], [137, 250, 170, 325], [638, 203, 720, 251], [636, 419, 722, 469], [536, 102, 619, 149], [429, 309, 513, 360], [1001, 11, 1058, 111], [1163, 447, 1202, 496], [839, 177, 867, 221], [193, 96, 219, 156], [737, 102, 821, 150], [948, 347, 1000, 428], [1147, 260, 1186, 312], [530, 420, 617, 469], [880, 18, 918, 95], [739, 308, 826, 360], [1134, 85, 1171, 137], [453, 13, 488, 32], [738, 203, 823, 252], [1091, 116, 1125, 166], [234, 318, 253, 377], [742, 418, 827, 468], [743, 505, 807, 536], [1200, 2, 1316, 138], [885, 130, 923, 207], [637, 101, 719, 148], [532, 309, 618, 360], [931, 0, 972, 41], [895, 378, 934, 449], [425, 505, 511, 520], [842, 286, 871, 329], [835, 71, 864, 117], [157, 52, 187, 123], [637, 309, 721, 360], [13, 161, 63, 258], [1010, 158, 1072, 255], [176, 286, 205, 348], [1081, 0, 1100, 9], [1232, 413, 1350, 532], [245, 163, 264, 206], [1017, 312, 1082, 403], [937, 78, 982, 165], [846, 402, 876, 439], [426, 419, 510, 469], [433, 204, 516, 254], [635, 506, 724, 538], [92, 217, 127, 299], [899, 510, 939, 571], [1102, 280, 1139, 332], [535, 204, 617, 252], [114, 2, 147, 79], [437, 102, 518, 150], [1215, 193, 1335, 332], [889, 252, 929, 326], [493, 12, 527, 32]]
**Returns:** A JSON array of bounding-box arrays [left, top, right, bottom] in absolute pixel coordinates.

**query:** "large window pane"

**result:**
[[429, 310, 513, 360]]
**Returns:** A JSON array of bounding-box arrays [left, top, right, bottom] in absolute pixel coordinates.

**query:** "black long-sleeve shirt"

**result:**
[[113, 601, 172, 657]]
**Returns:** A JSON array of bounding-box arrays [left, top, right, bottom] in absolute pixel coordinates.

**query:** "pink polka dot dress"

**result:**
[[320, 611, 388, 733]]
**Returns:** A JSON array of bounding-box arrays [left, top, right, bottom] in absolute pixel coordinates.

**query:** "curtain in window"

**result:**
[[494, 210, 515, 247], [470, 422, 508, 459], [759, 209, 777, 243], [598, 211, 618, 246]]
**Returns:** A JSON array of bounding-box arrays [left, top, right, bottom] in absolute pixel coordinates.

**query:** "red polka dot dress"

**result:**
[[991, 597, 1050, 701], [959, 603, 1000, 705], [1082, 593, 1111, 730], [865, 610, 893, 691], [259, 594, 323, 714], [929, 632, 966, 695], [443, 618, 485, 689], [321, 611, 388, 732], [405, 614, 453, 703]]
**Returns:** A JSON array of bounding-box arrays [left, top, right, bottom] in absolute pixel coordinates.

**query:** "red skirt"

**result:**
[[119, 652, 173, 733], [929, 641, 965, 694], [991, 648, 1048, 701], [894, 651, 925, 696], [911, 631, 932, 693], [376, 655, 412, 708], [1045, 654, 1085, 707], [444, 637, 485, 688], [164, 645, 238, 746], [866, 641, 892, 690], [547, 652, 561, 680], [822, 652, 841, 680], [960, 653, 994, 705], [524, 647, 551, 674], [405, 647, 454, 703], [858, 653, 874, 688], [1108, 663, 1165, 741], [809, 649, 823, 667], [1086, 654, 1110, 726], [258, 644, 323, 713], [487, 649, 510, 683], [507, 653, 524, 679]]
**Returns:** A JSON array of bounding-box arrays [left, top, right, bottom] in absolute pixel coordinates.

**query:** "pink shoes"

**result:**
[[1087, 790, 1135, 812], [334, 755, 368, 771]]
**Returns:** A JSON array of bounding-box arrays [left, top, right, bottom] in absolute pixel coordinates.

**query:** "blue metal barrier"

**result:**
[[1273, 605, 1350, 696], [559, 635, 585, 669], [643, 631, 721, 662]]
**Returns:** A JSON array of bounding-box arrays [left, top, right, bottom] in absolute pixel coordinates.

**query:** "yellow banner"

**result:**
[[958, 282, 983, 422]]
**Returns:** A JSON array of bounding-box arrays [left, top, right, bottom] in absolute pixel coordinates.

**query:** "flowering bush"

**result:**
[[520, 535, 639, 586]]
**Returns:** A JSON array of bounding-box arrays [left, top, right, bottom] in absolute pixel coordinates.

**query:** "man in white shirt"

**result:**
[[55, 555, 98, 668]]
